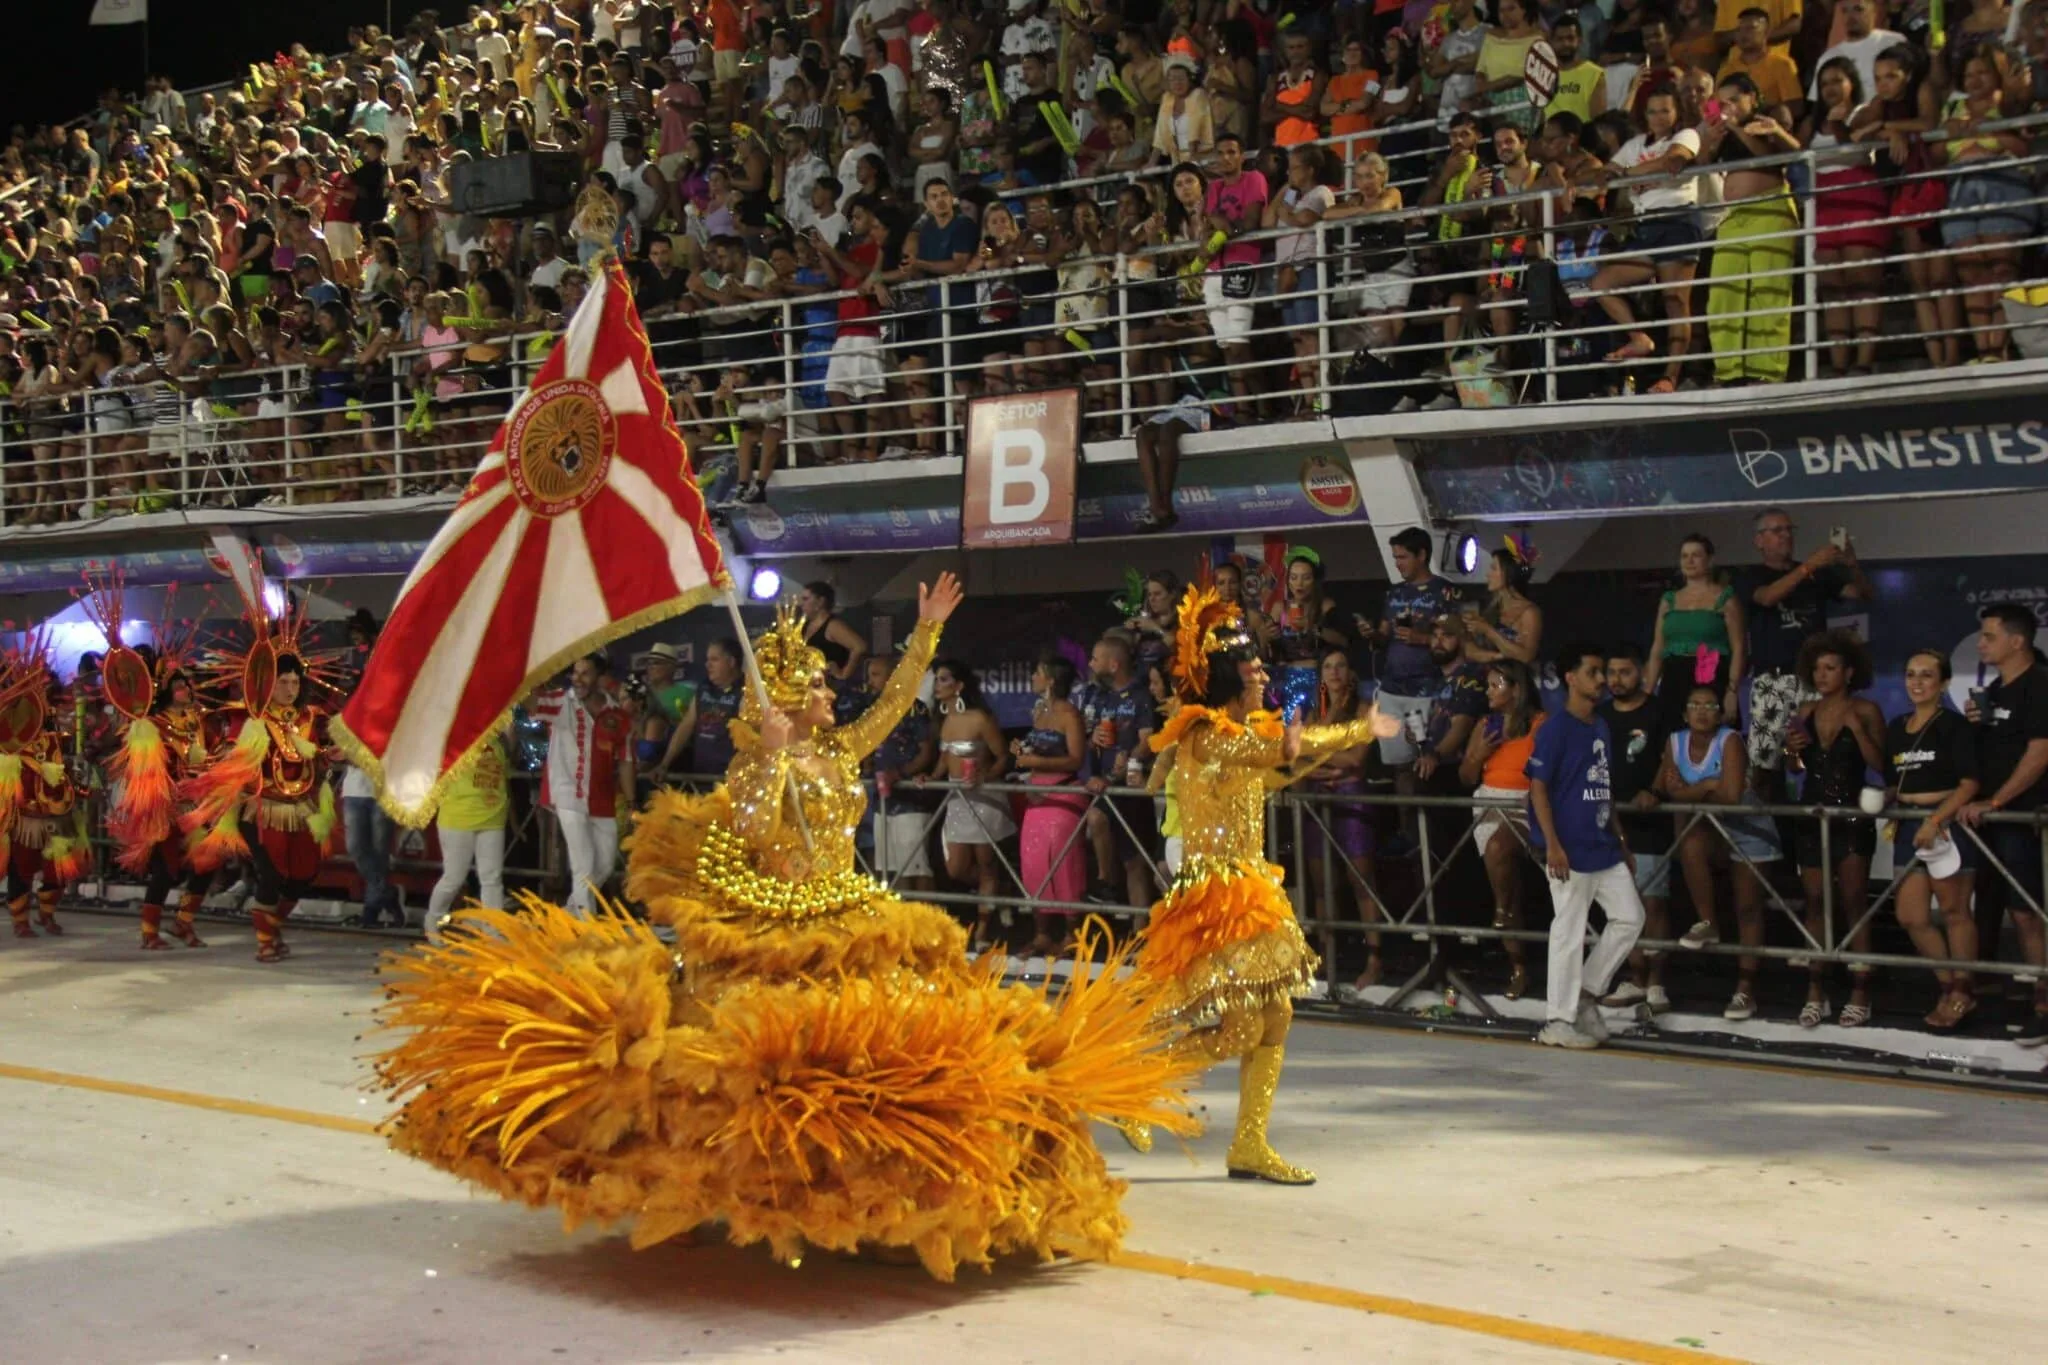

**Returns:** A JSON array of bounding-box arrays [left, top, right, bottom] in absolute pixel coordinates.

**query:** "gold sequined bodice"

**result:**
[[723, 618, 942, 892], [158, 702, 204, 779], [258, 705, 324, 802], [22, 731, 74, 817], [1172, 713, 1384, 880]]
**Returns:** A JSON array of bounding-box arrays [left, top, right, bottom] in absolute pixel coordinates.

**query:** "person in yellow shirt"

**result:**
[[1714, 0, 1801, 60], [1544, 16, 1608, 123], [1717, 8, 1806, 124], [424, 734, 510, 943]]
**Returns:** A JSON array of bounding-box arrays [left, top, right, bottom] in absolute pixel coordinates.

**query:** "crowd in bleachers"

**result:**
[[0, 0, 2046, 514]]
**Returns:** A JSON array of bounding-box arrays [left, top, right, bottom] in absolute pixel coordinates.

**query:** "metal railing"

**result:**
[[51, 757, 2048, 1037], [5, 113, 2047, 525]]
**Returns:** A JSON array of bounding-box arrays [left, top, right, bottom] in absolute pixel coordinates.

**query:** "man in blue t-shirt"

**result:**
[[1367, 527, 1463, 769], [1526, 641, 1645, 1051]]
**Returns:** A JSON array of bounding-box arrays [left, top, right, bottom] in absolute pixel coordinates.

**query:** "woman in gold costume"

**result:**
[[374, 574, 1197, 1282], [1116, 586, 1397, 1185]]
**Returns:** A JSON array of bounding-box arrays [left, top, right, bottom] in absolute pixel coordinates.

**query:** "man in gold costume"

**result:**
[[374, 574, 1198, 1282], [1117, 585, 1397, 1185]]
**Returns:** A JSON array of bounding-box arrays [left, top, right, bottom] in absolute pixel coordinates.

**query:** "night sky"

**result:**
[[11, 1, 411, 132]]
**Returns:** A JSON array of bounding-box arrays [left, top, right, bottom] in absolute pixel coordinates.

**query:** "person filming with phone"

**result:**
[[1739, 508, 1873, 800]]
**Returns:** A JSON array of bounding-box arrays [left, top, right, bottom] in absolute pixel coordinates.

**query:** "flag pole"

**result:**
[[718, 582, 817, 852]]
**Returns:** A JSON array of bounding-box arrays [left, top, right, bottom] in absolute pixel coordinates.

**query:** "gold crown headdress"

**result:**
[[1172, 585, 1253, 703], [738, 601, 829, 726]]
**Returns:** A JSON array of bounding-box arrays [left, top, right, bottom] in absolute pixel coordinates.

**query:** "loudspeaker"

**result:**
[[448, 151, 581, 217]]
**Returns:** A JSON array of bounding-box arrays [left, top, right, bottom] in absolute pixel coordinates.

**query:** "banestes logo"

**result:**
[[1299, 453, 1361, 517]]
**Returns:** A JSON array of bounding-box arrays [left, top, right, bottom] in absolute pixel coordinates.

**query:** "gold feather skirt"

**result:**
[[372, 788, 1199, 1281]]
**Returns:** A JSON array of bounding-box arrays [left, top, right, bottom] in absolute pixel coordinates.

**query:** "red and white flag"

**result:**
[[334, 259, 728, 825]]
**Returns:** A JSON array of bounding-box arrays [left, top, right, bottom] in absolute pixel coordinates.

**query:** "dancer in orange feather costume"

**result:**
[[372, 573, 1199, 1281], [1110, 586, 1399, 1185]]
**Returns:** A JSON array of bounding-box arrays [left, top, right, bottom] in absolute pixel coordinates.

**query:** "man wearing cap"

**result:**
[[639, 643, 697, 740]]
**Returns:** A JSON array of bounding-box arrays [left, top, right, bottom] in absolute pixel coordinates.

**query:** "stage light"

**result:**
[[749, 567, 782, 601], [263, 580, 290, 616], [1442, 531, 1480, 576]]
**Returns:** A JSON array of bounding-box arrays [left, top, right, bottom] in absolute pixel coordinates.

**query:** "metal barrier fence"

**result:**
[[52, 763, 2048, 1032], [5, 112, 2047, 525]]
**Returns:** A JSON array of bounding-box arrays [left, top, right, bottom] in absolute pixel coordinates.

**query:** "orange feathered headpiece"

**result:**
[[1171, 585, 1253, 704]]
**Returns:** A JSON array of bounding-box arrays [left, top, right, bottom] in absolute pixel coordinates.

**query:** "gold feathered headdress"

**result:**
[[1171, 585, 1253, 703], [740, 602, 828, 726]]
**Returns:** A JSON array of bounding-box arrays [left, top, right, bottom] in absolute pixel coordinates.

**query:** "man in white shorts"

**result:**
[[813, 197, 891, 462], [1200, 132, 1267, 411]]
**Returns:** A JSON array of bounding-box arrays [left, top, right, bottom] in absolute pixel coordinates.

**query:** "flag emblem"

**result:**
[[506, 377, 615, 517]]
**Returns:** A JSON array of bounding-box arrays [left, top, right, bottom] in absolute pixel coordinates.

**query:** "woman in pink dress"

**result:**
[[1011, 651, 1089, 957]]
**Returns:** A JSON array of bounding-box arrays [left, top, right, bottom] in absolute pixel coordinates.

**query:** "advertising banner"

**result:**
[[728, 445, 1369, 556], [1412, 395, 2048, 518]]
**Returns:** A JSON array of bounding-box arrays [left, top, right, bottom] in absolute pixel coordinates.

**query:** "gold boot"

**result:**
[[1108, 1118, 1154, 1153], [1224, 1045, 1314, 1185]]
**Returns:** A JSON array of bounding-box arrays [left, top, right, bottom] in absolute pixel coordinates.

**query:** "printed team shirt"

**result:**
[[534, 689, 631, 818]]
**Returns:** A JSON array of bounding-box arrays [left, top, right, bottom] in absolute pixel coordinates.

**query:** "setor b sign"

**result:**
[[962, 388, 1079, 549]]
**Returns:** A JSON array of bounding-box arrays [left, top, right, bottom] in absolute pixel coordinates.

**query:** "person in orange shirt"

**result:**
[[1459, 658, 1546, 1000], [708, 0, 747, 121], [1717, 7, 1806, 124], [1263, 30, 1325, 150], [1714, 0, 1801, 60], [1320, 36, 1382, 162]]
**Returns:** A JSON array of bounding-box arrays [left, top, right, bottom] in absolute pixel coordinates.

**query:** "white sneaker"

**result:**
[[1391, 396, 1420, 413], [1601, 982, 1647, 1008], [1536, 1020, 1600, 1050], [1723, 991, 1756, 1021], [1574, 995, 1611, 1043], [1421, 393, 1459, 411], [1646, 985, 1672, 1015], [1679, 919, 1720, 950]]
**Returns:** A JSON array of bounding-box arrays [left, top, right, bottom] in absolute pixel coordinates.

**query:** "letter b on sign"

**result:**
[[990, 430, 1051, 523], [963, 389, 1079, 548]]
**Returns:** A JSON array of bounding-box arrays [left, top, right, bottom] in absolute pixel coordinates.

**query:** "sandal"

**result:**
[[1838, 1001, 1871, 1028], [168, 921, 208, 948], [1505, 961, 1528, 1000], [1798, 996, 1830, 1029], [1926, 992, 1978, 1030], [255, 941, 292, 964]]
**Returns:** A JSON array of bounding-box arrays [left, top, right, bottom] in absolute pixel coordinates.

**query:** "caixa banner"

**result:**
[[1410, 393, 2048, 518]]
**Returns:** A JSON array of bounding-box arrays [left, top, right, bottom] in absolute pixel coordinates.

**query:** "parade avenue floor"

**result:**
[[3, 914, 2044, 1364]]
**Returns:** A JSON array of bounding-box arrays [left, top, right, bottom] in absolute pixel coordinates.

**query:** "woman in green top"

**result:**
[[426, 736, 510, 943], [1645, 533, 1747, 738]]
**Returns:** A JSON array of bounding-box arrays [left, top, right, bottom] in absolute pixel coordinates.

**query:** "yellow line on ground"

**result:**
[[1102, 1250, 1752, 1365], [0, 1061, 381, 1136], [0, 1058, 1748, 1363]]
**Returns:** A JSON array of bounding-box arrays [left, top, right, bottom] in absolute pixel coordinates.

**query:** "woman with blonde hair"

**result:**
[[1151, 57, 1215, 165]]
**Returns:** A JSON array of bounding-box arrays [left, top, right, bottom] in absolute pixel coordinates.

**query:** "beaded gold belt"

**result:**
[[696, 823, 887, 922]]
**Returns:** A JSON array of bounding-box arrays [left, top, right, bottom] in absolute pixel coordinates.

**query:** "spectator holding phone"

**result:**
[[1741, 509, 1873, 798]]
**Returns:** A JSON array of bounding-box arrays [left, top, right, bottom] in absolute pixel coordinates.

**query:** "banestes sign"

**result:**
[[962, 389, 1080, 549]]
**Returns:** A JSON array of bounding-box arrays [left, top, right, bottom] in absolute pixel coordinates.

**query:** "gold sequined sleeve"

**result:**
[[1295, 715, 1384, 763], [725, 749, 794, 846], [836, 618, 944, 761]]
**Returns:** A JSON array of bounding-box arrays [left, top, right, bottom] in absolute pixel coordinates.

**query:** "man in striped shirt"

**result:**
[[530, 654, 635, 915]]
